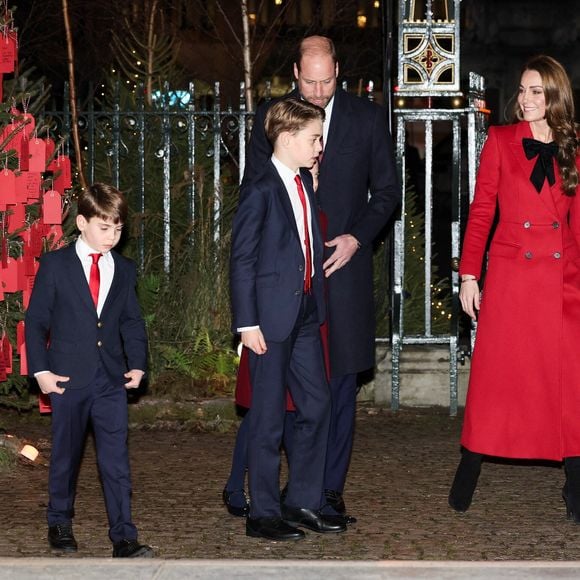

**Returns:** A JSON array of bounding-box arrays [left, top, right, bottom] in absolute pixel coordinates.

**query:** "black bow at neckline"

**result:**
[[522, 137, 559, 193]]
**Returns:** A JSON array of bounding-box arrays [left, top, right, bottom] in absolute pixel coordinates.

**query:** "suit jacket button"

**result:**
[[97, 321, 103, 328], [524, 251, 533, 259], [553, 221, 560, 229], [554, 252, 561, 259], [294, 290, 301, 296], [523, 221, 531, 228], [298, 264, 304, 272], [97, 340, 103, 347]]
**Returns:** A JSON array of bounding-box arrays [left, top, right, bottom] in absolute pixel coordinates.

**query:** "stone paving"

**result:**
[[1, 404, 580, 561]]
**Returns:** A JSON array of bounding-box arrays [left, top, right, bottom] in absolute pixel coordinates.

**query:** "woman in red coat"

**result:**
[[449, 55, 580, 519]]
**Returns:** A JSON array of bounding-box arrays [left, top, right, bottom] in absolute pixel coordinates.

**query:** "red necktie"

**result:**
[[294, 175, 312, 294], [89, 253, 102, 308]]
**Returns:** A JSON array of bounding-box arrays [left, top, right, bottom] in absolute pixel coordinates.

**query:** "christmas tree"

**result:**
[[0, 7, 72, 410]]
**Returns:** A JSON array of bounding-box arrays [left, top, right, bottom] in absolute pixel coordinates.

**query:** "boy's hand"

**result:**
[[124, 369, 145, 389], [241, 329, 267, 355], [36, 372, 69, 395]]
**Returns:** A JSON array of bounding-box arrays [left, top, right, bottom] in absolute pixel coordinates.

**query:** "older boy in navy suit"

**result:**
[[230, 99, 346, 541], [25, 184, 153, 557]]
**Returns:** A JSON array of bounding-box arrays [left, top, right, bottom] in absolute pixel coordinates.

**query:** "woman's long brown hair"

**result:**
[[512, 55, 578, 196]]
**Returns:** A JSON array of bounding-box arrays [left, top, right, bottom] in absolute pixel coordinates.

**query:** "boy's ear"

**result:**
[[76, 214, 87, 231], [279, 131, 291, 148]]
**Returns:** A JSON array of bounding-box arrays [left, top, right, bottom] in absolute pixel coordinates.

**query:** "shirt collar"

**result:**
[[271, 154, 300, 186], [75, 236, 113, 262]]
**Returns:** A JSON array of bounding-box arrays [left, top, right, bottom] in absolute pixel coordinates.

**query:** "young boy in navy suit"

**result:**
[[25, 183, 153, 557], [230, 99, 346, 541]]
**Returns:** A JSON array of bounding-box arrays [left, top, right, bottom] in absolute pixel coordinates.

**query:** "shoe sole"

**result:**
[[49, 544, 78, 553], [284, 520, 346, 534], [246, 528, 304, 541]]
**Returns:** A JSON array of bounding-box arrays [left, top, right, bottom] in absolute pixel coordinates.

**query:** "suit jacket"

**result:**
[[243, 88, 401, 376], [25, 243, 148, 389], [230, 162, 325, 342]]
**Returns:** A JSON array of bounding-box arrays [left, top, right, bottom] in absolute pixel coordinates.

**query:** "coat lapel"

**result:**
[[65, 244, 97, 314], [509, 121, 558, 218], [267, 161, 301, 243], [319, 88, 351, 172], [101, 251, 123, 314]]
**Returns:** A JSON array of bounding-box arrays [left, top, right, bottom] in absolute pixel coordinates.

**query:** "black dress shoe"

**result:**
[[246, 517, 305, 541], [223, 486, 250, 517], [48, 523, 78, 552], [112, 539, 154, 558], [324, 489, 346, 514], [282, 505, 347, 533]]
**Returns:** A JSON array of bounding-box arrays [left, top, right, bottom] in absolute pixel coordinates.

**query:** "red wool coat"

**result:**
[[459, 121, 580, 461]]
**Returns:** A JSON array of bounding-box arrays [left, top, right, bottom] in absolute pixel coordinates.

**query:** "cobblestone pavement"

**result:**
[[1, 405, 579, 561]]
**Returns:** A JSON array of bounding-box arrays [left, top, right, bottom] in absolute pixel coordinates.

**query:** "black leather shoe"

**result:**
[[223, 486, 250, 517], [246, 517, 305, 541], [324, 489, 346, 514], [48, 523, 78, 552], [282, 505, 347, 533], [112, 539, 154, 558]]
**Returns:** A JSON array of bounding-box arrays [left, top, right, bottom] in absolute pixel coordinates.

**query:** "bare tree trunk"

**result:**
[[62, 0, 87, 191], [146, 0, 159, 107], [241, 0, 254, 111]]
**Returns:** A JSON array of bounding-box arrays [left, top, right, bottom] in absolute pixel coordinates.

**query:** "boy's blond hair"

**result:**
[[264, 98, 325, 146]]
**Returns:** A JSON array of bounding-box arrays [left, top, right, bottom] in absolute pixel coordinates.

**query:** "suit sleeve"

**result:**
[[24, 255, 56, 375], [241, 102, 272, 187], [349, 104, 401, 246], [230, 183, 267, 331], [119, 260, 148, 372], [459, 126, 501, 279]]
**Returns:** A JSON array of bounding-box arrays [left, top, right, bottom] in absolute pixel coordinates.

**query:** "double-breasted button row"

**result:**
[[522, 221, 560, 229], [524, 251, 562, 260]]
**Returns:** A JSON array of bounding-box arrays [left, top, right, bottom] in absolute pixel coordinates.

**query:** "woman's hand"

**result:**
[[459, 279, 480, 321]]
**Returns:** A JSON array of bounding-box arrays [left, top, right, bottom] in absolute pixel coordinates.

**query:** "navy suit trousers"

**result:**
[[323, 373, 358, 493], [47, 365, 137, 543], [247, 293, 330, 518]]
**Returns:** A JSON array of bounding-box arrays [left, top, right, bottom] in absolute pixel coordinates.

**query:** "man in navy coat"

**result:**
[[243, 36, 401, 519]]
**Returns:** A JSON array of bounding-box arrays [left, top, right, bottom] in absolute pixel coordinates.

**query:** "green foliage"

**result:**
[[403, 179, 452, 335], [0, 447, 17, 472]]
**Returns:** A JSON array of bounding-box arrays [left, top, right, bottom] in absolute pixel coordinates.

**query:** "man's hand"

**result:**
[[323, 234, 360, 277], [241, 328, 267, 355], [124, 369, 145, 389], [36, 372, 69, 395]]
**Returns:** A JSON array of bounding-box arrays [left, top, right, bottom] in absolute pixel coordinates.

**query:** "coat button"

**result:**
[[554, 252, 561, 259], [97, 321, 103, 328], [524, 251, 533, 259], [553, 221, 560, 229], [523, 221, 531, 228], [97, 340, 103, 347]]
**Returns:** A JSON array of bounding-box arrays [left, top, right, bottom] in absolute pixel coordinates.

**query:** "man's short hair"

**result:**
[[77, 183, 128, 224], [295, 35, 337, 72], [264, 98, 325, 146]]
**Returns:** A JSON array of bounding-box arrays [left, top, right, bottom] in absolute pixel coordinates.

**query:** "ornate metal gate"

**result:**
[[391, 0, 489, 414]]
